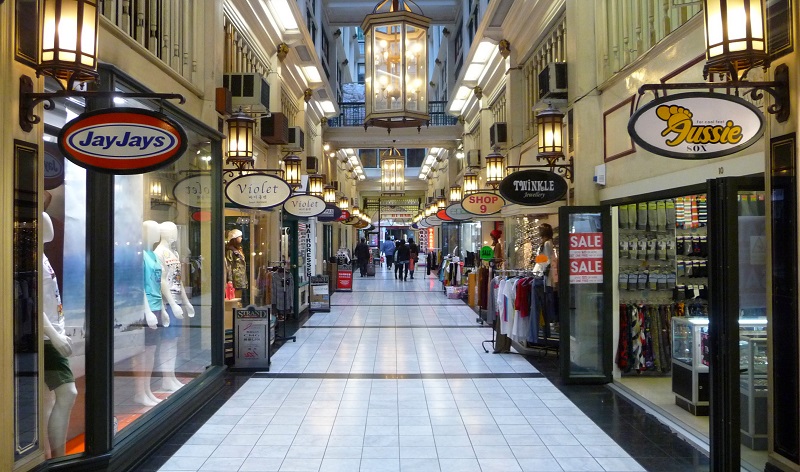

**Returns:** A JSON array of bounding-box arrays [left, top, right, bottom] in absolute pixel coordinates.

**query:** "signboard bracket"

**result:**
[[636, 63, 789, 123], [19, 74, 186, 132]]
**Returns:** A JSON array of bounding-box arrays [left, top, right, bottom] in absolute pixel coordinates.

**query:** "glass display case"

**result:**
[[671, 317, 767, 416], [671, 317, 710, 415], [740, 333, 768, 450]]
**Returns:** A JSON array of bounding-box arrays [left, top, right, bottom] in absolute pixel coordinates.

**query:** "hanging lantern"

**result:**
[[323, 185, 337, 203], [381, 147, 405, 195], [449, 185, 462, 203], [485, 150, 505, 188], [353, 205, 361, 217], [338, 195, 349, 210], [40, 0, 100, 87], [361, 0, 430, 130], [463, 169, 479, 196], [436, 193, 446, 209], [308, 174, 325, 198], [226, 109, 256, 170], [537, 105, 564, 157], [703, 0, 768, 77], [283, 154, 302, 189]]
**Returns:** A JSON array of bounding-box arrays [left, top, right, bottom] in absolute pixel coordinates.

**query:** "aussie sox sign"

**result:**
[[628, 92, 765, 159]]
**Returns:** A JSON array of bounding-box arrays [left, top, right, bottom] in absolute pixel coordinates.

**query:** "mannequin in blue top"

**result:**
[[380, 235, 396, 269], [133, 220, 163, 406]]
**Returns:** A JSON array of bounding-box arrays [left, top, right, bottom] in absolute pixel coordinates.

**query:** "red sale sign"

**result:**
[[337, 270, 353, 291], [569, 232, 603, 284]]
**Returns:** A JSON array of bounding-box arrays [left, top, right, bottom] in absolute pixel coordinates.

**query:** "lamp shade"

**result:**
[[381, 147, 405, 195], [283, 154, 302, 188], [338, 195, 349, 210], [323, 185, 337, 203], [436, 193, 446, 209], [362, 0, 430, 129], [226, 110, 256, 168], [485, 150, 505, 188], [308, 174, 325, 197], [463, 169, 479, 196], [537, 105, 564, 157], [449, 185, 462, 203], [353, 205, 361, 217], [703, 0, 768, 76], [40, 0, 100, 85]]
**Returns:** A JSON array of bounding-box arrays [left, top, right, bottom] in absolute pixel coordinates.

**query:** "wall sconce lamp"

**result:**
[[535, 104, 573, 182], [323, 185, 337, 203], [436, 192, 447, 210], [308, 173, 325, 197], [637, 0, 789, 123], [150, 179, 175, 209], [484, 148, 505, 188], [283, 154, 302, 189], [19, 0, 185, 132], [226, 108, 256, 170], [338, 195, 349, 210], [449, 185, 462, 203], [463, 168, 479, 196]]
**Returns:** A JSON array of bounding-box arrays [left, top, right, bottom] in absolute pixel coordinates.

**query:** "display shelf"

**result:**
[[740, 333, 768, 450]]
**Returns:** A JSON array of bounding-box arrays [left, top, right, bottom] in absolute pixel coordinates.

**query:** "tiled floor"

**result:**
[[144, 268, 704, 472]]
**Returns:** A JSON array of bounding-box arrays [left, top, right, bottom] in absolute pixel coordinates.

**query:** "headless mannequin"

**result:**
[[42, 212, 77, 458], [154, 221, 194, 392], [491, 236, 504, 268], [133, 221, 163, 406]]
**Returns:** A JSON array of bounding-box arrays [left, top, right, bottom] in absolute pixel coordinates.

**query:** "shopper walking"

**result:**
[[395, 239, 410, 280], [380, 235, 396, 270], [407, 237, 419, 279], [354, 238, 371, 277]]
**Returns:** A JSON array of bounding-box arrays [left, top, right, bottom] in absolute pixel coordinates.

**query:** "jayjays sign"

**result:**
[[58, 107, 188, 174], [628, 92, 765, 160]]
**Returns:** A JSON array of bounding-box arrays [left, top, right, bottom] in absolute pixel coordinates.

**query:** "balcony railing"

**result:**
[[327, 101, 458, 127]]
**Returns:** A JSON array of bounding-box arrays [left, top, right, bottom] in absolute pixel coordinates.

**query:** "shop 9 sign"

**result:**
[[461, 192, 505, 216]]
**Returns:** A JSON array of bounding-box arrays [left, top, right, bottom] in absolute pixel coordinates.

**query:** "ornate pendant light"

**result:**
[[381, 146, 405, 195]]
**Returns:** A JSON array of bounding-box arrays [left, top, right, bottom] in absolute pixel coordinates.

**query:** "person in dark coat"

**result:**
[[354, 238, 371, 277], [395, 239, 410, 280], [407, 237, 419, 279]]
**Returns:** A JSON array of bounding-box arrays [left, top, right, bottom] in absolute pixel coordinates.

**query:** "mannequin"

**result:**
[[133, 220, 163, 406], [529, 223, 558, 346], [154, 221, 195, 392], [42, 212, 77, 458], [490, 229, 504, 268], [225, 228, 248, 303]]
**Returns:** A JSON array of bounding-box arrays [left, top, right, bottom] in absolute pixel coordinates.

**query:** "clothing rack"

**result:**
[[268, 260, 296, 344]]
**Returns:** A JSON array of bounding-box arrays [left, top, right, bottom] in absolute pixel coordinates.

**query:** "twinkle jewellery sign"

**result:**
[[499, 169, 567, 206]]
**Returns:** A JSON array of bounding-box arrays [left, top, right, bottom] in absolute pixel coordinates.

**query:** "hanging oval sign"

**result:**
[[354, 220, 369, 229], [192, 211, 212, 222], [436, 209, 453, 221], [317, 203, 344, 222], [445, 203, 473, 221], [628, 92, 765, 160], [462, 192, 505, 216], [225, 173, 292, 209], [44, 143, 65, 190], [499, 169, 568, 206], [411, 223, 419, 229], [425, 216, 443, 227], [58, 107, 188, 174], [338, 210, 351, 221], [283, 194, 326, 218], [417, 219, 430, 229], [174, 174, 213, 208]]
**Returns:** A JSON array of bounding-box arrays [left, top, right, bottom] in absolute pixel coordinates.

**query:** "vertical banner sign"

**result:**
[[569, 232, 604, 284]]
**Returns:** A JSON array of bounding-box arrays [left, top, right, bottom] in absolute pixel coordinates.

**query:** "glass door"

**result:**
[[706, 177, 767, 471], [558, 206, 613, 383]]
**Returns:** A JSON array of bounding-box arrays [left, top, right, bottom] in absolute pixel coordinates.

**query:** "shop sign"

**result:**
[[192, 211, 212, 222], [480, 245, 495, 261], [338, 210, 351, 221], [627, 92, 765, 160], [44, 143, 65, 190], [417, 219, 429, 229], [462, 192, 505, 216], [233, 306, 271, 369], [411, 223, 419, 229], [317, 203, 343, 222], [283, 194, 326, 218], [58, 107, 188, 174], [499, 169, 567, 206], [425, 216, 442, 226], [336, 270, 353, 291], [174, 174, 213, 208], [445, 203, 473, 221], [436, 209, 453, 221], [310, 275, 330, 312], [225, 173, 291, 209], [354, 220, 368, 229], [568, 232, 603, 284]]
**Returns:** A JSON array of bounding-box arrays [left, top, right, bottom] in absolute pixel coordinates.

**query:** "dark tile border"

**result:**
[[251, 372, 545, 379]]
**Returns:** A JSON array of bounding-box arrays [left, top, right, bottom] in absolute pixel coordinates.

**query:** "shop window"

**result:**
[[406, 148, 425, 168], [359, 149, 378, 168]]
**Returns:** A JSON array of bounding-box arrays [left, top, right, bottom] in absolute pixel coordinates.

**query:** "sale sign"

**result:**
[[568, 232, 603, 284]]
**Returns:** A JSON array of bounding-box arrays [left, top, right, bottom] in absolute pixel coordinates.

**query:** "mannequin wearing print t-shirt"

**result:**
[[154, 221, 195, 392], [133, 220, 163, 406], [42, 212, 77, 458]]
